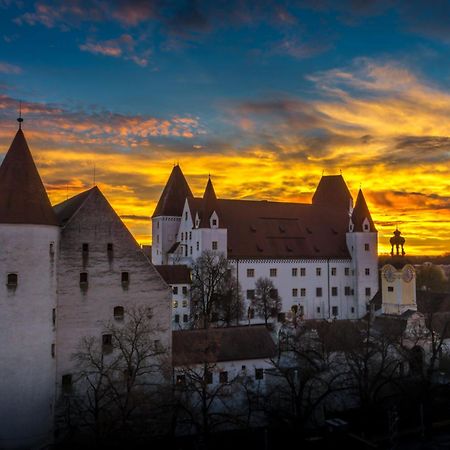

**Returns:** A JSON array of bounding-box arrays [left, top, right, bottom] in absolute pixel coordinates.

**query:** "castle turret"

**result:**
[[152, 165, 192, 264], [346, 189, 379, 318], [0, 122, 60, 449]]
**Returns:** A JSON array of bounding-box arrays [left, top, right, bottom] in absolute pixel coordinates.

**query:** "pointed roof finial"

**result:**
[[17, 101, 23, 129]]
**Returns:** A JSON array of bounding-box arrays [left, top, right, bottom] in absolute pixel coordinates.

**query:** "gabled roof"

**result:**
[[0, 128, 58, 225], [53, 187, 97, 226], [172, 325, 276, 366], [152, 165, 193, 218], [154, 264, 191, 284], [312, 175, 353, 211], [351, 189, 376, 232]]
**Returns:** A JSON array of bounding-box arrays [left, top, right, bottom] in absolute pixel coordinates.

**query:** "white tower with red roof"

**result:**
[[0, 120, 60, 449]]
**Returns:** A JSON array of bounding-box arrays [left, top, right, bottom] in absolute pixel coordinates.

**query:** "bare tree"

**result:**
[[58, 307, 172, 446], [190, 251, 243, 328], [251, 277, 282, 327]]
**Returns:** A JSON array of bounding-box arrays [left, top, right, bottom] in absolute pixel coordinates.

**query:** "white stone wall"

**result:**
[[152, 216, 182, 265], [56, 190, 172, 394], [0, 224, 60, 449], [232, 259, 358, 321]]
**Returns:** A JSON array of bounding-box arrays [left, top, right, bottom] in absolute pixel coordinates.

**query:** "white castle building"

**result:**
[[152, 165, 379, 322], [0, 123, 171, 449]]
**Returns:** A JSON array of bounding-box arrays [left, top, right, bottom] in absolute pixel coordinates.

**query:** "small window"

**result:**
[[317, 306, 321, 314], [365, 287, 372, 297], [270, 268, 277, 277], [331, 287, 338, 296], [388, 286, 394, 292], [212, 241, 218, 250], [300, 268, 306, 276], [212, 219, 217, 226], [181, 232, 184, 241], [345, 267, 350, 276], [52, 308, 56, 326], [331, 267, 337, 276], [247, 268, 255, 278], [51, 343, 55, 358], [62, 374, 72, 393], [102, 334, 113, 353], [107, 243, 113, 253], [246, 289, 255, 300], [316, 287, 322, 297], [49, 241, 55, 255], [185, 212, 188, 220], [176, 374, 185, 385], [82, 243, 89, 253], [174, 314, 180, 323], [173, 300, 178, 308], [332, 306, 338, 317], [114, 306, 124, 321], [364, 243, 370, 251], [242, 365, 246, 371], [196, 242, 199, 251], [300, 288, 306, 297], [182, 299, 188, 308], [219, 371, 228, 383], [365, 268, 370, 276], [351, 307, 355, 314], [292, 268, 298, 277], [255, 368, 264, 380], [182, 286, 188, 295], [80, 272, 88, 284], [364, 224, 369, 231], [183, 314, 189, 323], [345, 286, 351, 296], [205, 371, 213, 384], [316, 268, 321, 276], [292, 288, 298, 297], [121, 272, 129, 286], [173, 286, 179, 295], [7, 273, 17, 287]]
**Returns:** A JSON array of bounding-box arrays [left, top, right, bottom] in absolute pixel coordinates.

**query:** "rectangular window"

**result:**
[[190, 246, 192, 255], [102, 334, 113, 353], [79, 272, 88, 284], [82, 243, 89, 253], [182, 300, 188, 308], [121, 271, 129, 285], [316, 287, 322, 297], [7, 272, 18, 287], [292, 268, 298, 277], [345, 267, 350, 276], [189, 232, 192, 240], [345, 286, 351, 296], [52, 308, 56, 326], [317, 306, 321, 314], [332, 306, 338, 317], [219, 371, 228, 383], [51, 343, 55, 358], [388, 286, 394, 292], [365, 287, 372, 297], [196, 242, 199, 251], [205, 371, 213, 384], [351, 307, 355, 314], [365, 268, 370, 276], [316, 268, 321, 276], [300, 268, 306, 276], [212, 241, 218, 250], [172, 300, 178, 308], [247, 268, 255, 278], [331, 267, 337, 276], [246, 289, 255, 300], [331, 287, 338, 296], [292, 288, 298, 297], [183, 314, 189, 323], [182, 286, 188, 295], [212, 219, 217, 226], [107, 242, 113, 252], [185, 212, 188, 220], [270, 268, 277, 277], [174, 314, 180, 323], [181, 232, 184, 241], [365, 243, 370, 251], [173, 286, 178, 295], [255, 368, 264, 380], [300, 288, 306, 297]]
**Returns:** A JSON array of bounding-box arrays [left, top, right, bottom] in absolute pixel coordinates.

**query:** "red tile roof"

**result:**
[[199, 176, 218, 228], [352, 189, 376, 232], [312, 175, 353, 211], [153, 165, 193, 218], [0, 129, 58, 225], [154, 264, 191, 284], [172, 325, 276, 366]]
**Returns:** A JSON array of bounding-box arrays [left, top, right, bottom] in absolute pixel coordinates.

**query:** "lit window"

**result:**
[[270, 268, 277, 277], [114, 306, 124, 321], [292, 268, 298, 277], [247, 268, 255, 277], [173, 301, 179, 308]]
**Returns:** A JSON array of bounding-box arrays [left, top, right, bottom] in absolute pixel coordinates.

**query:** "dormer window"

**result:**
[[212, 219, 217, 226], [363, 218, 370, 232]]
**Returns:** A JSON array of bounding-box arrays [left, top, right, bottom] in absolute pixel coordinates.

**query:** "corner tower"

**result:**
[[0, 121, 60, 449], [346, 189, 378, 318], [152, 165, 193, 264]]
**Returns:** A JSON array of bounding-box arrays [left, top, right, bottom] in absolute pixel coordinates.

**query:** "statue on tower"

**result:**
[[390, 228, 405, 256]]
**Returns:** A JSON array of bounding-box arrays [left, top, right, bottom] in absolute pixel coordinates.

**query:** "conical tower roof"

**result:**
[[312, 174, 353, 210], [152, 165, 193, 217], [0, 127, 58, 225], [351, 189, 376, 232], [199, 176, 218, 228]]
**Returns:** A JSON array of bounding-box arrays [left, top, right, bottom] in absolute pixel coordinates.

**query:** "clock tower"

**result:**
[[381, 229, 417, 315]]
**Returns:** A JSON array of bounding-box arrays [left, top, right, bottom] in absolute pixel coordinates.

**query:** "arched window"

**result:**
[[7, 273, 17, 287], [114, 306, 124, 321]]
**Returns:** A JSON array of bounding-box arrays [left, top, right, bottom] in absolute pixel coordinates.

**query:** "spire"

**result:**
[[351, 189, 376, 232], [0, 128, 58, 225], [152, 164, 193, 217], [199, 176, 218, 228]]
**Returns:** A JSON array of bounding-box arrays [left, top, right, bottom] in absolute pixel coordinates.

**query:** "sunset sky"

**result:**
[[0, 0, 449, 255]]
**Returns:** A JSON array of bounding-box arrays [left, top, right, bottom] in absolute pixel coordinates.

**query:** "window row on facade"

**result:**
[[245, 267, 366, 278], [79, 271, 130, 286]]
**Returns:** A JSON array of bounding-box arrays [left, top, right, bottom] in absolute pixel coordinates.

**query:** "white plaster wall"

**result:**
[[0, 224, 59, 449], [56, 190, 172, 394], [152, 216, 181, 265], [232, 259, 358, 322], [170, 282, 191, 329]]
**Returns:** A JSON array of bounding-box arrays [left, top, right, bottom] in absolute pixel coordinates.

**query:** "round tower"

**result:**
[[0, 121, 60, 449]]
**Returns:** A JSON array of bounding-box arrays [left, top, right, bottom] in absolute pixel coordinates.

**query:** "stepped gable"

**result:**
[[152, 165, 193, 218], [312, 174, 353, 211], [351, 189, 376, 232], [0, 128, 58, 225]]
